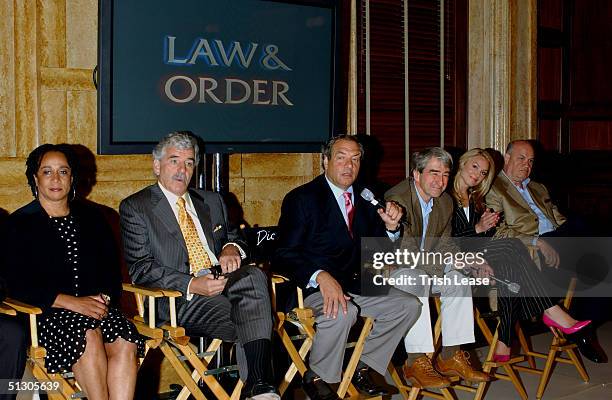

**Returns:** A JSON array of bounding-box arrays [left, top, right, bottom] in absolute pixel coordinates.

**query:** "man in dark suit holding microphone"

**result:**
[[120, 131, 278, 399], [274, 135, 421, 400]]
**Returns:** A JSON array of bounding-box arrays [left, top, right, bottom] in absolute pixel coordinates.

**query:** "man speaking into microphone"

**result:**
[[274, 135, 421, 400]]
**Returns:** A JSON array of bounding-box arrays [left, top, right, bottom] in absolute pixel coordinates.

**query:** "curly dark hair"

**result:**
[[25, 144, 80, 199]]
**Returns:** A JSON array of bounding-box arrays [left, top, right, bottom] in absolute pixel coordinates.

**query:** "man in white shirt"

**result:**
[[120, 132, 278, 399]]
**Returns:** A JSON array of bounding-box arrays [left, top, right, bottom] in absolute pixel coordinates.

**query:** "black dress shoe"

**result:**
[[243, 380, 280, 400], [351, 367, 388, 396], [302, 375, 340, 400], [568, 332, 608, 363]]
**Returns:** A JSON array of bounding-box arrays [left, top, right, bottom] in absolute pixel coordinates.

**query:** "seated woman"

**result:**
[[450, 148, 590, 362], [1, 144, 143, 400]]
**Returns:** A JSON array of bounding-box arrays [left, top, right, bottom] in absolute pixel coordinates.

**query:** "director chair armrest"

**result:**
[[0, 301, 17, 316], [3, 297, 44, 356]]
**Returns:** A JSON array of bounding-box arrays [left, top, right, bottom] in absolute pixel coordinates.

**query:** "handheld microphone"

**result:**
[[360, 188, 386, 212]]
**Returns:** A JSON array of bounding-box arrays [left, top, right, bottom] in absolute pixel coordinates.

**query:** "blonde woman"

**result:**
[[450, 149, 589, 362]]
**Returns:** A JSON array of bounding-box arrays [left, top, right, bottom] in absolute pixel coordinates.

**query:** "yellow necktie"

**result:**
[[177, 197, 212, 275]]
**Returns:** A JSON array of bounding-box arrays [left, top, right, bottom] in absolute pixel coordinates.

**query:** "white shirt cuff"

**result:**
[[223, 242, 247, 259], [307, 269, 324, 289], [387, 230, 400, 241], [186, 277, 195, 301]]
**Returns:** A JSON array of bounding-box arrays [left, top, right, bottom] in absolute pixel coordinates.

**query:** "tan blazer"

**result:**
[[385, 179, 458, 277], [485, 172, 566, 246]]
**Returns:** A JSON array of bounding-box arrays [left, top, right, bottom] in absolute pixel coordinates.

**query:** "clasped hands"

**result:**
[[55, 293, 110, 320], [190, 244, 242, 296]]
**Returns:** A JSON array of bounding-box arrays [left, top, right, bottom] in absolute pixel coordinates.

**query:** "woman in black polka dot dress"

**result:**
[[1, 144, 144, 400]]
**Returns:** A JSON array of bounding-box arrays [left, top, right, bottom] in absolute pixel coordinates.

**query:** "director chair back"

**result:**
[[510, 277, 589, 400], [2, 286, 166, 400], [124, 283, 243, 400], [387, 297, 479, 400]]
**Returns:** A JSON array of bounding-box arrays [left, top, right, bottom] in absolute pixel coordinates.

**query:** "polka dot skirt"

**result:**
[[39, 307, 145, 373], [38, 215, 145, 373]]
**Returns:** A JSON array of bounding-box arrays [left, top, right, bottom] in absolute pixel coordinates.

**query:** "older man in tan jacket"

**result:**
[[485, 139, 607, 363]]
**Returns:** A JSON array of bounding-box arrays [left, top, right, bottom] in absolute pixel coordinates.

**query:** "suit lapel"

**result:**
[[409, 181, 425, 249], [527, 183, 550, 217], [150, 185, 187, 255], [190, 190, 216, 253], [316, 175, 353, 241], [500, 173, 532, 211]]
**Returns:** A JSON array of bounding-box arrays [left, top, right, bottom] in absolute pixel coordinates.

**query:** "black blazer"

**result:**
[[273, 174, 388, 296], [0, 200, 123, 312], [451, 200, 494, 251]]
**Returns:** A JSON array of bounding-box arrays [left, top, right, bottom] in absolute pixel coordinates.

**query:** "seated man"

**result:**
[[120, 132, 278, 399], [385, 147, 490, 389], [274, 135, 421, 400], [485, 139, 608, 363]]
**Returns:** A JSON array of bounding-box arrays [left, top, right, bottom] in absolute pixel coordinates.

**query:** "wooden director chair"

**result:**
[[386, 297, 480, 400], [510, 277, 589, 399], [472, 305, 529, 400], [1, 290, 164, 400], [123, 282, 243, 400], [271, 274, 378, 399], [473, 276, 588, 400]]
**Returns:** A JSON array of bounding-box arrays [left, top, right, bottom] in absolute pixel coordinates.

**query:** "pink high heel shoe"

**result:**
[[492, 354, 510, 363], [542, 314, 591, 335]]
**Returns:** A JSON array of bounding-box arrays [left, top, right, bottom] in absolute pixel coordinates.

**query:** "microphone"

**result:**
[[360, 188, 386, 212]]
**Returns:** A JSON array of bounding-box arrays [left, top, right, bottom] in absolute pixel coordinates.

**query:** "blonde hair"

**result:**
[[452, 148, 495, 213]]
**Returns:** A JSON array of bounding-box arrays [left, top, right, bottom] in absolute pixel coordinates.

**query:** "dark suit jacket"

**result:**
[[0, 200, 123, 312], [273, 175, 388, 296], [450, 200, 495, 252], [119, 184, 246, 320], [385, 179, 458, 277]]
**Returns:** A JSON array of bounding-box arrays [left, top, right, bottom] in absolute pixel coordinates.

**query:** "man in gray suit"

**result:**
[[120, 132, 278, 400]]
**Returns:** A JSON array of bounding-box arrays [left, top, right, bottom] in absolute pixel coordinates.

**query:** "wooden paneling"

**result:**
[[538, 0, 563, 30], [538, 119, 560, 151], [570, 0, 612, 108], [537, 0, 612, 231], [537, 48, 562, 102], [570, 121, 612, 151]]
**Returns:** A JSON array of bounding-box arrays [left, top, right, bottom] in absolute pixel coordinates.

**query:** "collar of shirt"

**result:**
[[414, 182, 433, 250], [414, 184, 433, 217], [502, 170, 531, 191], [158, 182, 195, 218], [325, 175, 354, 224]]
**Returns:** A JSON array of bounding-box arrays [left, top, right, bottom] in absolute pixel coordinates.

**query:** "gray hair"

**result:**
[[410, 147, 453, 174], [321, 135, 364, 168], [153, 131, 200, 163]]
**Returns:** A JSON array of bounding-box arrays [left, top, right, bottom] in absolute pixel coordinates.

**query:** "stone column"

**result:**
[[468, 0, 537, 153]]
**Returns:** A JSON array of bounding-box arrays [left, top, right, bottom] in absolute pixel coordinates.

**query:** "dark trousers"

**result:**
[[177, 266, 273, 381], [0, 316, 27, 400], [540, 220, 612, 323], [483, 238, 554, 345]]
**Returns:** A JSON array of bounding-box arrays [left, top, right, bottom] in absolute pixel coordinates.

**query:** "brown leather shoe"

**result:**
[[436, 351, 491, 383], [403, 356, 451, 389]]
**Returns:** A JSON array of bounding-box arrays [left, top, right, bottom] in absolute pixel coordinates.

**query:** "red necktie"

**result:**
[[343, 192, 354, 236]]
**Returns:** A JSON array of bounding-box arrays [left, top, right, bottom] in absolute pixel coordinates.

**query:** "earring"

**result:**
[[34, 186, 38, 198], [70, 187, 76, 201]]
